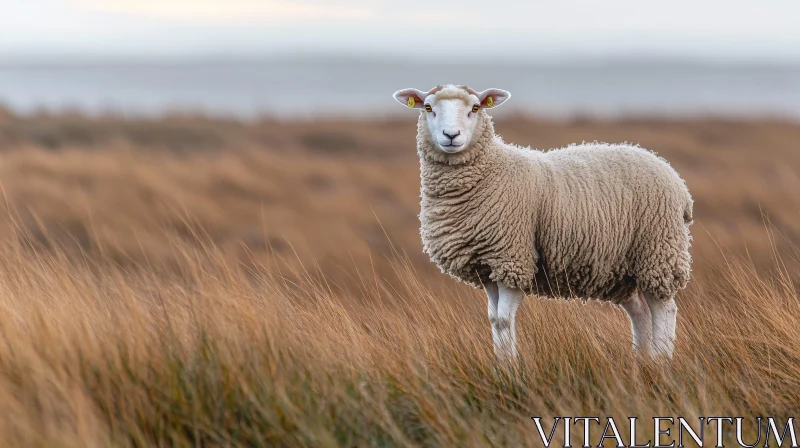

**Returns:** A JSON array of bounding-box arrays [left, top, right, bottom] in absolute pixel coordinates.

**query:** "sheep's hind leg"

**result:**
[[489, 283, 524, 362], [643, 292, 677, 359], [621, 290, 654, 357]]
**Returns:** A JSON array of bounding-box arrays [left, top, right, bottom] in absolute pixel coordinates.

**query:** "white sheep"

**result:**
[[393, 84, 693, 361]]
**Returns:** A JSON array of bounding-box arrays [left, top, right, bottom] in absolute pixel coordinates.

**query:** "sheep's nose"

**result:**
[[443, 130, 461, 139]]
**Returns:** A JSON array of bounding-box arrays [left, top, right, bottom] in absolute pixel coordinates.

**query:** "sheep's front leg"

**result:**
[[485, 282, 500, 351], [487, 282, 524, 361], [485, 281, 500, 318]]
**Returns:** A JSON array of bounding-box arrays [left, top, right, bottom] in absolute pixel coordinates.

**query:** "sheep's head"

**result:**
[[393, 85, 510, 153]]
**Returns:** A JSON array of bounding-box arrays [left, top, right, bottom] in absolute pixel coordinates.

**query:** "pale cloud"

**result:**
[[78, 0, 375, 22], [3, 0, 799, 60]]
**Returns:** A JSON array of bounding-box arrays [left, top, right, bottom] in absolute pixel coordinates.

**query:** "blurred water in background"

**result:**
[[1, 56, 799, 119]]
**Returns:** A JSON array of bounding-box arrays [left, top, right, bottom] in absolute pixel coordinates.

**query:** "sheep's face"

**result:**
[[393, 85, 510, 153]]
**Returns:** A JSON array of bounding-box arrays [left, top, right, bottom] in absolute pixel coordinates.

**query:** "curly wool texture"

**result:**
[[418, 111, 693, 304]]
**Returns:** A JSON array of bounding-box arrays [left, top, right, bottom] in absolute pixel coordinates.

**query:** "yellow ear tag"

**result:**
[[407, 97, 415, 108], [486, 96, 494, 107]]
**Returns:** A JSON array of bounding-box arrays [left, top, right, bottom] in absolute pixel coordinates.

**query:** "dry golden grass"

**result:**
[[0, 109, 799, 446]]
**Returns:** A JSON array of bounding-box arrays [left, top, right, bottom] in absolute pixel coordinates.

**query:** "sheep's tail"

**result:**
[[683, 197, 694, 226]]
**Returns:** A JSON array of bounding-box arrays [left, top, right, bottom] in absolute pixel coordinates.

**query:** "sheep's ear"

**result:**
[[477, 88, 511, 108], [393, 88, 428, 109]]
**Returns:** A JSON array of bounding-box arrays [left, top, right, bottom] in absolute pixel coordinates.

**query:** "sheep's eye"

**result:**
[[425, 104, 433, 113], [471, 105, 479, 113]]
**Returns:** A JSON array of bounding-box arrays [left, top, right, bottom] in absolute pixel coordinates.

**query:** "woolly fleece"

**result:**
[[417, 109, 693, 304]]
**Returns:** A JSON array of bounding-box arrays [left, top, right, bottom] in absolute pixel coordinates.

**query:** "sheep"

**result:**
[[392, 84, 693, 362]]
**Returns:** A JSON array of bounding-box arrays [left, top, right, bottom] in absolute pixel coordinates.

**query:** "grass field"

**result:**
[[0, 108, 799, 446]]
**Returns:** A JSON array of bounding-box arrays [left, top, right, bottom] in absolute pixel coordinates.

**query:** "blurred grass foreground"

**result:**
[[0, 107, 800, 446]]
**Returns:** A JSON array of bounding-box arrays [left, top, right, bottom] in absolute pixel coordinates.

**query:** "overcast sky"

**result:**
[[2, 0, 800, 62]]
